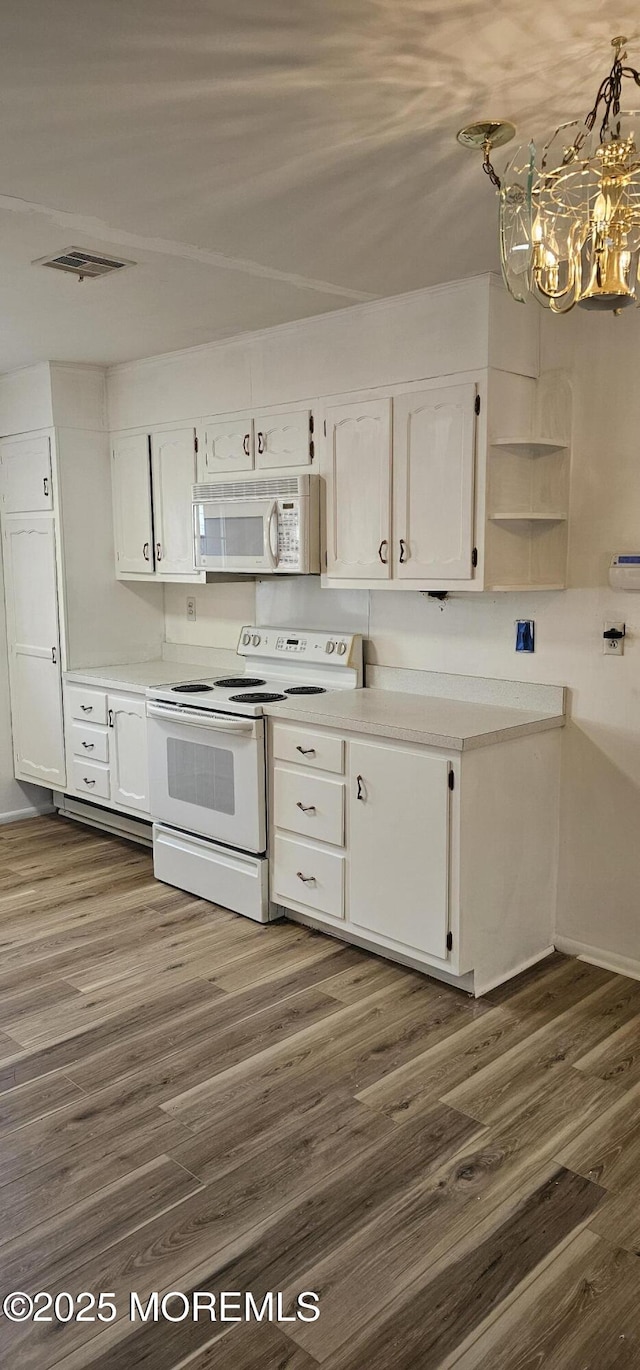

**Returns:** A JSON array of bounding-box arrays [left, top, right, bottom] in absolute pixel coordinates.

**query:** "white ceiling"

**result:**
[[0, 0, 637, 371]]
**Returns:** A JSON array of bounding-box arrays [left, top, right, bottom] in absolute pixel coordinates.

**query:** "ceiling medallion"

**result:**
[[457, 37, 640, 314]]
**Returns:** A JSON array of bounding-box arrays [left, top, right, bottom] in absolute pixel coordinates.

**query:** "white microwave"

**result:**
[[192, 474, 320, 574]]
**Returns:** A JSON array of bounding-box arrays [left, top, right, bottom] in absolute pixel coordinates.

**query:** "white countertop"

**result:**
[[264, 687, 565, 751], [64, 660, 215, 693]]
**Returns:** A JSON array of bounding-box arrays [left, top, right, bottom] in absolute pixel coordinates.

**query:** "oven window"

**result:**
[[167, 737, 235, 814], [199, 514, 264, 560]]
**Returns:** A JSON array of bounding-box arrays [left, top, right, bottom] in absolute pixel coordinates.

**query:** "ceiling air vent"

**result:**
[[33, 248, 136, 281]]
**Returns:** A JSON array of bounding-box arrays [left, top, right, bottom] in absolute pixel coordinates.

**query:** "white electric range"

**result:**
[[147, 626, 362, 922]]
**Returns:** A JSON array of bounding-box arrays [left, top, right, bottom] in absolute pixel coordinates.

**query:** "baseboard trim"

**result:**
[[0, 804, 55, 826], [554, 936, 640, 984], [473, 946, 556, 998]]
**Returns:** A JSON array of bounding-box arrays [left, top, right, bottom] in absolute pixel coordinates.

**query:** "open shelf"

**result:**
[[489, 512, 567, 523], [492, 438, 568, 455]]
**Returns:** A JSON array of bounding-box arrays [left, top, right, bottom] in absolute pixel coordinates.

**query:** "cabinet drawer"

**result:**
[[273, 834, 344, 920], [69, 722, 109, 763], [272, 723, 344, 774], [71, 758, 110, 801], [67, 686, 108, 725], [273, 766, 344, 847]]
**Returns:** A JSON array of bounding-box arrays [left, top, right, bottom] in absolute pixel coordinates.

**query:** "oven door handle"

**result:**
[[146, 702, 258, 735], [265, 501, 279, 569]]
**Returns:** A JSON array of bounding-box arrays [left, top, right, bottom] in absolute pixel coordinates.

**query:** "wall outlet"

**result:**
[[603, 621, 625, 655], [186, 596, 196, 622]]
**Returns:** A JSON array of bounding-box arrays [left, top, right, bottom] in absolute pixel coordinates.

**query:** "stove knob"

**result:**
[[242, 632, 251, 646], [337, 641, 347, 656], [252, 634, 261, 647], [325, 640, 336, 654]]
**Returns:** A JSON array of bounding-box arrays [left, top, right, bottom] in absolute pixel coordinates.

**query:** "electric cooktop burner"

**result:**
[[171, 682, 214, 694], [215, 677, 266, 689], [230, 692, 288, 703], [285, 686, 327, 695]]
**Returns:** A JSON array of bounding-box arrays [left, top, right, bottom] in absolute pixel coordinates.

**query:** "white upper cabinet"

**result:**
[[348, 739, 450, 958], [254, 406, 313, 470], [393, 382, 477, 581], [2, 514, 65, 787], [324, 397, 392, 580], [109, 692, 149, 812], [151, 426, 198, 576], [111, 433, 154, 576], [0, 434, 53, 513], [199, 412, 254, 477]]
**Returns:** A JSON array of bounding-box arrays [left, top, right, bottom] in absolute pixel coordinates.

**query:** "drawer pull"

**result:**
[[296, 802, 316, 814], [296, 745, 316, 757], [81, 742, 95, 750], [297, 871, 316, 884], [82, 777, 96, 786], [356, 773, 365, 800], [80, 704, 93, 713]]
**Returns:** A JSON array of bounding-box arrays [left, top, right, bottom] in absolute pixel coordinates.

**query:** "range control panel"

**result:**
[[238, 627, 359, 667]]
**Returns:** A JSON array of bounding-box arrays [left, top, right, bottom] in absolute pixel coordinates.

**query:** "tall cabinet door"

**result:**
[[2, 515, 65, 787], [108, 692, 149, 812], [324, 397, 392, 579], [393, 383, 477, 581], [199, 413, 254, 477], [111, 434, 154, 575], [151, 427, 198, 576], [348, 741, 450, 958], [0, 434, 53, 513]]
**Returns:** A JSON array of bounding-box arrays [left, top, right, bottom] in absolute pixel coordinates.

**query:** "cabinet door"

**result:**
[[2, 515, 65, 787], [393, 383, 477, 581], [200, 413, 253, 476], [348, 741, 450, 957], [108, 692, 149, 812], [111, 434, 154, 575], [324, 397, 391, 579], [254, 407, 313, 470], [0, 434, 53, 513], [151, 426, 197, 576]]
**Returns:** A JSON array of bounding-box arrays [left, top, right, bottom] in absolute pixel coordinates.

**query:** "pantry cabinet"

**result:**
[[1, 513, 65, 787], [111, 424, 202, 581]]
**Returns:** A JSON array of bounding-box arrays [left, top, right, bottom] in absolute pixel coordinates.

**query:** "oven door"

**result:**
[[193, 498, 279, 572], [146, 702, 266, 852]]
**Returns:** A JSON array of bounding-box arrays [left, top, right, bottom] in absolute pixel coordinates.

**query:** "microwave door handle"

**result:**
[[266, 502, 279, 569]]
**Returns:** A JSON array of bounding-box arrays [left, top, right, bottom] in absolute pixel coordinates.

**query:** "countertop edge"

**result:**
[[263, 702, 565, 750]]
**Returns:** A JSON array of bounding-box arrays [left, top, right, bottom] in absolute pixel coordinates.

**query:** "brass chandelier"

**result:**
[[458, 37, 640, 313]]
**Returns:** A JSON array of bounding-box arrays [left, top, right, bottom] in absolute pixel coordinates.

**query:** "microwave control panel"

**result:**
[[277, 500, 301, 569]]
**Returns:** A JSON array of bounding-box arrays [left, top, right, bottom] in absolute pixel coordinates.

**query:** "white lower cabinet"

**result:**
[[348, 741, 450, 958], [64, 682, 150, 818], [269, 718, 561, 996]]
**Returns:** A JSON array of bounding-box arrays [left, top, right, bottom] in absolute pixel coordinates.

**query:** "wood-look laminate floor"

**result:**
[[0, 817, 639, 1368]]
